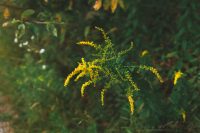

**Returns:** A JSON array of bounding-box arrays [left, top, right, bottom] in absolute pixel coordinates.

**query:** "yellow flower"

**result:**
[[88, 62, 102, 70], [81, 58, 87, 67], [127, 95, 134, 114], [64, 57, 102, 87], [64, 58, 87, 86], [89, 69, 99, 81], [74, 71, 86, 82], [126, 73, 140, 91], [95, 27, 108, 41], [64, 65, 82, 86], [101, 89, 106, 106], [78, 41, 99, 49], [141, 50, 149, 57], [174, 70, 183, 85], [81, 80, 93, 97], [139, 65, 164, 83]]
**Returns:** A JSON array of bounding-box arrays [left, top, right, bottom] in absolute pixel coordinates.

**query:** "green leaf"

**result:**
[[16, 24, 26, 39], [166, 51, 177, 58], [46, 23, 58, 37], [52, 27, 58, 37], [11, 18, 21, 24], [84, 26, 90, 38], [21, 9, 35, 19]]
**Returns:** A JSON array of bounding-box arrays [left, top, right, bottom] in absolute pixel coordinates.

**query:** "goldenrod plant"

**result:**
[[64, 27, 163, 114], [1, 0, 199, 132], [173, 70, 183, 85]]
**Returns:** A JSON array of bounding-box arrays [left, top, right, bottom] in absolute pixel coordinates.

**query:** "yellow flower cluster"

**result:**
[[127, 95, 134, 114], [141, 50, 149, 57], [139, 65, 164, 83], [64, 27, 165, 114], [77, 41, 99, 49], [95, 26, 108, 41], [126, 73, 140, 91], [64, 65, 82, 87], [64, 58, 102, 96], [174, 70, 183, 85], [101, 89, 106, 106], [81, 80, 93, 97]]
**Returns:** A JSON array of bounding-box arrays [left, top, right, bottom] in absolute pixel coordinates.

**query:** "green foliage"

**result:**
[[9, 54, 68, 132], [0, 0, 199, 132]]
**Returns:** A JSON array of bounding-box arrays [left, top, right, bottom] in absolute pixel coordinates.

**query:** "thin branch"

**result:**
[[0, 3, 24, 10], [31, 20, 65, 25]]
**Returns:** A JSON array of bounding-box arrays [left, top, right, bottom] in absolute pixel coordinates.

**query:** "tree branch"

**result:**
[[0, 3, 24, 10]]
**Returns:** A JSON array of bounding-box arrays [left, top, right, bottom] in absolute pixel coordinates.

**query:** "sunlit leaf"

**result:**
[[103, 0, 110, 10], [21, 9, 35, 19], [118, 0, 125, 9], [93, 0, 102, 11], [111, 0, 118, 13]]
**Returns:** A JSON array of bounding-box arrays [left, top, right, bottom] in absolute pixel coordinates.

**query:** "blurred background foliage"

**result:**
[[0, 0, 199, 132]]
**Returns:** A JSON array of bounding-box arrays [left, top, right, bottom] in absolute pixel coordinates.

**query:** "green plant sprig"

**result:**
[[64, 27, 163, 114]]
